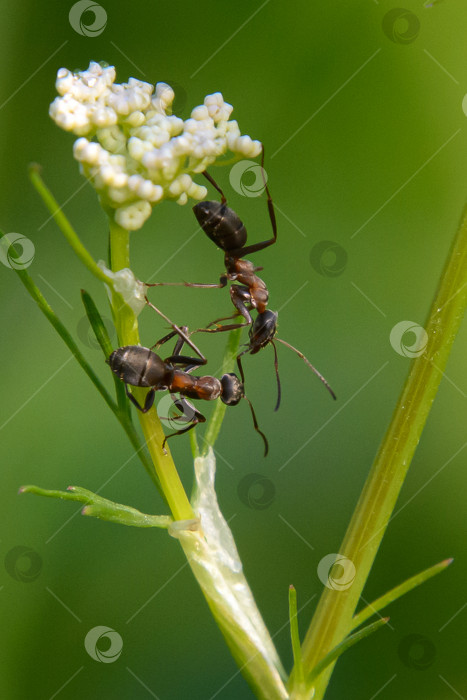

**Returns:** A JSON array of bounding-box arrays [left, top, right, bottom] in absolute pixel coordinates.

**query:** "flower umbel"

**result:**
[[49, 62, 262, 230]]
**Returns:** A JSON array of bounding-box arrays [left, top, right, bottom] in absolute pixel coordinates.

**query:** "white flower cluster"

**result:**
[[49, 62, 262, 230]]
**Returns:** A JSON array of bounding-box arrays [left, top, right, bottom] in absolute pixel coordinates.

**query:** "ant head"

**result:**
[[220, 372, 244, 406], [248, 310, 278, 354], [193, 201, 247, 251]]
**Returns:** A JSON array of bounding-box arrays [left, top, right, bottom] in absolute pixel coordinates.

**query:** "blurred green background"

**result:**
[[1, 0, 467, 697]]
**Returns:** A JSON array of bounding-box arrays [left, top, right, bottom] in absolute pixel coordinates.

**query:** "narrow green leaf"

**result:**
[[306, 618, 389, 687], [351, 558, 454, 631], [80, 289, 114, 357], [81, 289, 129, 416], [289, 586, 304, 685], [20, 484, 172, 528], [1, 231, 162, 494], [0, 231, 117, 415]]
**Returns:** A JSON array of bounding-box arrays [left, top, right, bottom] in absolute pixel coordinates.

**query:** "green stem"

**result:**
[[28, 164, 111, 286], [296, 205, 467, 698], [202, 326, 242, 452], [108, 218, 194, 522]]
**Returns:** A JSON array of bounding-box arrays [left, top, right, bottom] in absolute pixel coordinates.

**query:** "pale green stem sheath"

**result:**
[[108, 219, 194, 522], [294, 205, 467, 699]]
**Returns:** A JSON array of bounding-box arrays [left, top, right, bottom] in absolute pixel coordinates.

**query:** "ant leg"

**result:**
[[161, 398, 206, 449], [161, 327, 208, 372], [196, 285, 252, 334], [125, 385, 155, 413], [145, 276, 228, 290], [144, 296, 207, 364], [231, 145, 277, 257], [164, 355, 206, 371], [202, 170, 227, 204], [150, 329, 180, 350]]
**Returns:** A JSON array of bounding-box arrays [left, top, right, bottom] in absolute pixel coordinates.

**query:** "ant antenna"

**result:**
[[243, 396, 269, 457], [236, 355, 268, 456], [275, 337, 337, 401], [271, 341, 282, 412]]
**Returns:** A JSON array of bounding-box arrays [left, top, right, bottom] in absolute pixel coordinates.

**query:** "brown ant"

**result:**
[[107, 328, 269, 455], [144, 147, 336, 410]]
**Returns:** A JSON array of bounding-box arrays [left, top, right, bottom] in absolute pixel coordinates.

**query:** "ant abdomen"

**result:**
[[193, 200, 247, 251]]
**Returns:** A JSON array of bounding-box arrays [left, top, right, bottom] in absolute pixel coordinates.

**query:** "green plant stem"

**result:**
[[108, 218, 194, 522], [296, 205, 467, 698], [202, 326, 243, 452], [28, 165, 111, 286]]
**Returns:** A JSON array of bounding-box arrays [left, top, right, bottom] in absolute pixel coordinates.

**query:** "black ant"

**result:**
[[106, 328, 269, 455], [144, 148, 337, 411], [144, 146, 275, 331]]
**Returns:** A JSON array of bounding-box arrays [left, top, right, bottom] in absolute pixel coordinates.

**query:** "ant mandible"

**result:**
[[144, 147, 336, 410], [107, 328, 269, 455]]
